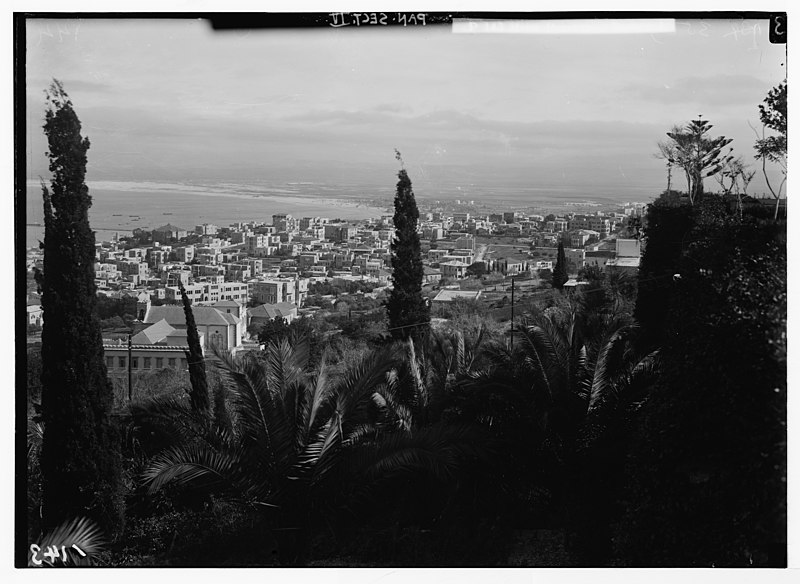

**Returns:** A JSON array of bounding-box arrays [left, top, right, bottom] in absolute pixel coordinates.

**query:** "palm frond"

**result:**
[[405, 338, 428, 412], [33, 517, 106, 566], [453, 329, 466, 373], [213, 348, 294, 470], [619, 349, 661, 405], [347, 424, 493, 487], [517, 325, 554, 400], [141, 441, 244, 496], [327, 346, 400, 430], [297, 356, 332, 451], [128, 393, 209, 446], [378, 369, 414, 432], [27, 418, 44, 461], [465, 323, 487, 372], [586, 325, 645, 413]]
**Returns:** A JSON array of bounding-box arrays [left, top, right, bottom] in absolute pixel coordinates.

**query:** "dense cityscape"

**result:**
[[26, 201, 647, 368]]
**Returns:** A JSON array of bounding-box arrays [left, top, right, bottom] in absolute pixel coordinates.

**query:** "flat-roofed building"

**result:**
[[440, 261, 468, 279]]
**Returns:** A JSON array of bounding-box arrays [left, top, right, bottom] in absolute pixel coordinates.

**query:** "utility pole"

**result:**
[[510, 276, 515, 351], [127, 333, 133, 402]]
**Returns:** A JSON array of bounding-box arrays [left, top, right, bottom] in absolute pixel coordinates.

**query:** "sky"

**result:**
[[24, 15, 787, 198]]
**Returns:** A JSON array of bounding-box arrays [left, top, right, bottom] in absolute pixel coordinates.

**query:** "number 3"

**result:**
[[774, 16, 784, 36], [30, 544, 42, 566]]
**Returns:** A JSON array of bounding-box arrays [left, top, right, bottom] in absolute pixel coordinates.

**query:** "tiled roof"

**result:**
[[103, 343, 190, 351], [248, 302, 298, 320], [131, 319, 175, 344], [144, 305, 240, 327]]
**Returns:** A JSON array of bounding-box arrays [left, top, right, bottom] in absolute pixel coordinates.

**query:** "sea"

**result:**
[[23, 180, 394, 250], [23, 179, 652, 250]]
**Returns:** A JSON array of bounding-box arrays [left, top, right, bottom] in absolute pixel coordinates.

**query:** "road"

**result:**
[[474, 243, 489, 263]]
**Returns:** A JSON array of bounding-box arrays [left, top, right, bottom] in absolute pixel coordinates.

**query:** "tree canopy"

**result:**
[[754, 80, 787, 215], [663, 119, 733, 204]]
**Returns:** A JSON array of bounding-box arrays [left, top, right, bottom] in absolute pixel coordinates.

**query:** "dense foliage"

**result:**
[[308, 279, 378, 296], [618, 197, 786, 566], [633, 193, 696, 348], [754, 80, 787, 217], [37, 80, 124, 539]]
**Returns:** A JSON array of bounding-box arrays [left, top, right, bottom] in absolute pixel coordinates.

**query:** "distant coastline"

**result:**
[[23, 179, 653, 250], [23, 181, 393, 250]]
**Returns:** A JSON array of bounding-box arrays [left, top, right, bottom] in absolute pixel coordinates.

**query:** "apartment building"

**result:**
[[251, 279, 296, 305]]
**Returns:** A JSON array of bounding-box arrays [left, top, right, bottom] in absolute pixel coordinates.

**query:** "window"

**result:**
[[132, 357, 138, 369], [143, 357, 151, 369], [119, 357, 126, 369], [156, 357, 163, 369], [106, 357, 114, 369], [168, 358, 176, 368]]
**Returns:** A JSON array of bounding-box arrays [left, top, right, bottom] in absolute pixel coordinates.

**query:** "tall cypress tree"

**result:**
[[179, 281, 210, 413], [386, 152, 429, 340], [38, 80, 123, 536], [552, 240, 569, 290]]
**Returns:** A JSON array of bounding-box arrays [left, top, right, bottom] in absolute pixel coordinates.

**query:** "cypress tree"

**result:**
[[38, 80, 123, 537], [179, 281, 209, 413], [552, 240, 569, 290], [386, 152, 429, 340]]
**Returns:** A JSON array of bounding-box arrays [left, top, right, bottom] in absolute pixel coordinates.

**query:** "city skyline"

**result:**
[[25, 15, 786, 196]]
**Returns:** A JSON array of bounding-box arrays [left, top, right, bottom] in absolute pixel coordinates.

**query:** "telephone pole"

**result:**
[[510, 276, 515, 351], [127, 333, 133, 402]]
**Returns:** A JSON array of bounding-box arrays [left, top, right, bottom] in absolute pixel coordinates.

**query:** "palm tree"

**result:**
[[386, 326, 489, 427], [454, 305, 658, 550], [474, 305, 658, 458], [138, 338, 492, 564]]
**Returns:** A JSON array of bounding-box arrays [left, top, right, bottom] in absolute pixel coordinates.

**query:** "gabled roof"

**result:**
[[248, 302, 298, 320], [219, 311, 241, 325], [131, 319, 176, 344], [144, 305, 241, 327]]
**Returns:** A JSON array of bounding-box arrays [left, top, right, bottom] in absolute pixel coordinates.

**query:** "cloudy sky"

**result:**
[[25, 16, 786, 197]]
